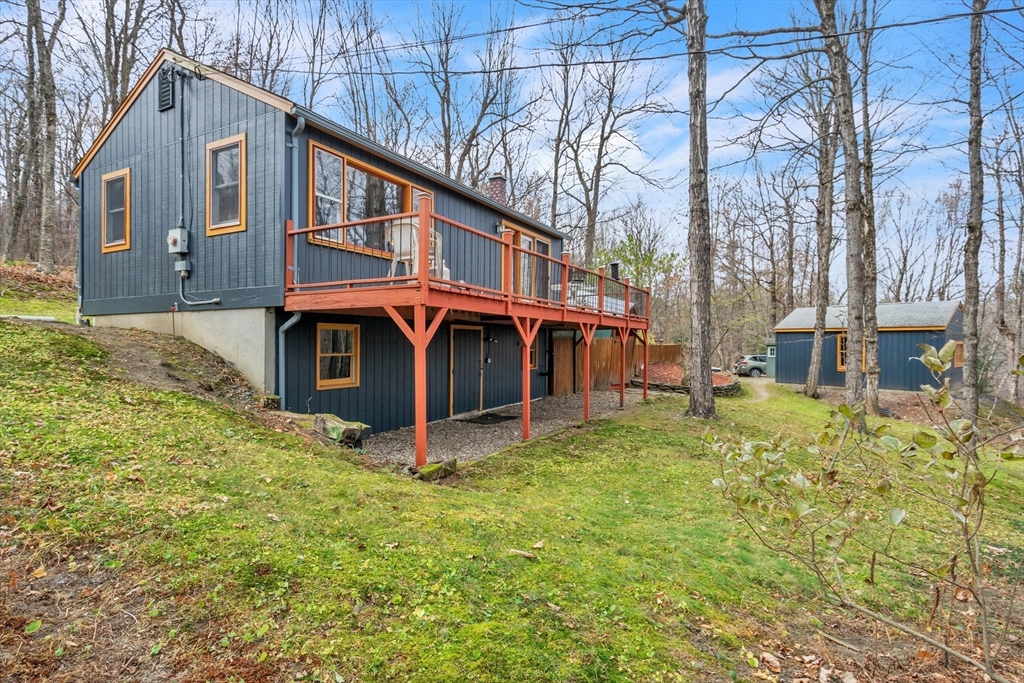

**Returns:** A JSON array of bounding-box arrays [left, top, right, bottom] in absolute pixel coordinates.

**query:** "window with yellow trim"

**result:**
[[309, 142, 410, 254], [837, 333, 867, 372], [530, 337, 539, 369], [206, 133, 246, 235], [316, 323, 360, 390], [101, 168, 131, 253], [954, 341, 964, 367]]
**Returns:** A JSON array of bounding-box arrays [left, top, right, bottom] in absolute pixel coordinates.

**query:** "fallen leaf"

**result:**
[[819, 668, 831, 683], [532, 541, 544, 549], [914, 648, 935, 661], [760, 651, 782, 673], [266, 514, 281, 522], [509, 549, 537, 560], [954, 587, 971, 602], [546, 602, 561, 611], [32, 566, 47, 578], [840, 672, 857, 683], [24, 620, 42, 634]]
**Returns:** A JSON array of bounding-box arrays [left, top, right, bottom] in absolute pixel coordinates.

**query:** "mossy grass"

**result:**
[[2, 320, 1021, 681]]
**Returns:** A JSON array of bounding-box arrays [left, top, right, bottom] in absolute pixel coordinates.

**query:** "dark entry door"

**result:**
[[450, 327, 483, 415]]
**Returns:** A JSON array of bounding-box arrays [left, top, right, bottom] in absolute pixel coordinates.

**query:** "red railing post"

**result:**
[[645, 287, 651, 320], [560, 252, 570, 313], [623, 276, 631, 322], [285, 219, 294, 289], [597, 267, 605, 314], [502, 230, 515, 309], [417, 193, 432, 299]]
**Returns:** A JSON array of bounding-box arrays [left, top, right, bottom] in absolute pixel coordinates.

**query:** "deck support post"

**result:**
[[512, 315, 543, 440], [578, 322, 598, 421], [642, 331, 649, 399], [616, 326, 629, 408], [384, 304, 448, 467]]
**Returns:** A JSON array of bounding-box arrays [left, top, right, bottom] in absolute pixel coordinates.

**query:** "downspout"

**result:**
[[71, 174, 82, 325], [277, 115, 306, 410]]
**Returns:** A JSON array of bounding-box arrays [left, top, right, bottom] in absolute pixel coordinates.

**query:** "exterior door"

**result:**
[[450, 326, 483, 415]]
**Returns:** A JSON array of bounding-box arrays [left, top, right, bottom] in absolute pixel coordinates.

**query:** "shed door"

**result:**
[[450, 327, 483, 415]]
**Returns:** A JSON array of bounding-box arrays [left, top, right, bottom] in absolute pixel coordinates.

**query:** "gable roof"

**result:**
[[774, 301, 962, 332], [73, 50, 565, 239]]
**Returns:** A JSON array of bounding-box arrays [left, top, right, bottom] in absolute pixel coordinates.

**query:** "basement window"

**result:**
[[317, 323, 360, 390], [101, 168, 131, 253], [530, 337, 539, 369], [206, 133, 246, 235]]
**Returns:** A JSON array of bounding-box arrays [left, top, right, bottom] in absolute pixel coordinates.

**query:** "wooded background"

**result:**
[[0, 0, 1020, 411]]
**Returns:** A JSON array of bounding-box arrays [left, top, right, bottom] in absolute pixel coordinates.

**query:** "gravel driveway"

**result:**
[[364, 390, 644, 467]]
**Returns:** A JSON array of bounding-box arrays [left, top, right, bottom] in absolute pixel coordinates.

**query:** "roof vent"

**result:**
[[158, 67, 175, 112]]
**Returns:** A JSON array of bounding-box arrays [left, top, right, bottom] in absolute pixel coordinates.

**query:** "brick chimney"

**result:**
[[486, 172, 507, 206]]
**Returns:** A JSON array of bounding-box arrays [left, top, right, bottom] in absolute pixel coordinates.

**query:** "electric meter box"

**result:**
[[167, 228, 189, 254]]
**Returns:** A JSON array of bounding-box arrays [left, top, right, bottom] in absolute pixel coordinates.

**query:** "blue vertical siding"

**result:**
[[80, 67, 285, 315], [292, 121, 562, 293], [776, 326, 960, 391], [284, 313, 548, 433]]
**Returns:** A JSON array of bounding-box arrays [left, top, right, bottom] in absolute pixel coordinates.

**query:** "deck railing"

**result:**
[[285, 197, 650, 321]]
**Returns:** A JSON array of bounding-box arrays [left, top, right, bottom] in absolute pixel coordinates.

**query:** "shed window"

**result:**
[[317, 323, 360, 390], [101, 168, 131, 253], [954, 341, 964, 367], [206, 133, 246, 235], [837, 333, 867, 372], [309, 142, 410, 255]]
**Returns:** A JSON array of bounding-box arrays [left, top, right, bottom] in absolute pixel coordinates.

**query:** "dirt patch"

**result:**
[[646, 363, 733, 387], [744, 377, 771, 402]]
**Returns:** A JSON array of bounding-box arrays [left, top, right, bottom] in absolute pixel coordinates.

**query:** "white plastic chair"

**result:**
[[385, 219, 445, 278]]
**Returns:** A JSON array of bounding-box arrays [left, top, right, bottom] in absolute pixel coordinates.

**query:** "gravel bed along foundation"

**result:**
[[363, 390, 645, 467]]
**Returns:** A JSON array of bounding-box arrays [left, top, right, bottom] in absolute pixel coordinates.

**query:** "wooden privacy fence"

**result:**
[[554, 334, 672, 395]]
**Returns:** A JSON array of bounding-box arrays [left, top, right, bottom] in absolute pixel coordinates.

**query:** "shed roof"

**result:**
[[73, 50, 565, 240], [774, 301, 962, 332]]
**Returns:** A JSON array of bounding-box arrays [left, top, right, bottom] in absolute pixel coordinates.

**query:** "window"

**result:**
[[101, 168, 131, 253], [954, 341, 964, 367], [837, 334, 867, 372], [504, 222, 552, 299], [767, 346, 776, 358], [309, 142, 410, 254], [206, 133, 246, 235], [316, 323, 360, 390], [530, 337, 539, 369]]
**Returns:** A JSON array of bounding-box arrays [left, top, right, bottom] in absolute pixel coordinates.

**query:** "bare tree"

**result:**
[[858, 0, 881, 415], [27, 0, 66, 275], [963, 0, 987, 421], [1, 19, 38, 264], [814, 0, 866, 409]]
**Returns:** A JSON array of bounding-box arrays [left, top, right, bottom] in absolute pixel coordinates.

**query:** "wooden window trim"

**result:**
[[836, 333, 867, 372], [206, 133, 247, 236], [316, 323, 360, 390], [503, 220, 554, 297], [954, 340, 964, 368], [101, 168, 131, 253], [530, 337, 539, 369], [307, 140, 413, 258]]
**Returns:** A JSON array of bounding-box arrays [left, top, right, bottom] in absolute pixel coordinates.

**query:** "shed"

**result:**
[[773, 301, 963, 391]]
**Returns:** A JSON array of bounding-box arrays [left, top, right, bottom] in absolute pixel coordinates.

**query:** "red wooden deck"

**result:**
[[283, 197, 651, 466]]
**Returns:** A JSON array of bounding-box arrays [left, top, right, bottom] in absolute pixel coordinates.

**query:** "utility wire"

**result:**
[[258, 5, 1023, 78]]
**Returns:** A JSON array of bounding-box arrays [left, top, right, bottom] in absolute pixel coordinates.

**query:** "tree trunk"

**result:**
[[28, 0, 65, 275], [805, 110, 838, 398], [1, 21, 38, 264], [963, 0, 987, 420], [815, 0, 865, 409], [860, 0, 881, 416], [685, 0, 715, 419]]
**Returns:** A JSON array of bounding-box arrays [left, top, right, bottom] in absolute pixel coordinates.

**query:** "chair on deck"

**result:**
[[385, 219, 447, 279]]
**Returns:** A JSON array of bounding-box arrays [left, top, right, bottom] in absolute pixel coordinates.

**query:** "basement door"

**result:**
[[450, 326, 483, 415]]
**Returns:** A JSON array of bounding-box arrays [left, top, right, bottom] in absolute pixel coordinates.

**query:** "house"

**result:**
[[72, 50, 651, 465], [773, 301, 963, 391]]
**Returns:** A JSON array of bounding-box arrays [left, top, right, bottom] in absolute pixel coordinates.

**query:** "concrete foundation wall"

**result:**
[[93, 308, 276, 393]]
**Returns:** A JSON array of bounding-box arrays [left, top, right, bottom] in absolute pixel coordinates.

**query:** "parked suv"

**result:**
[[733, 355, 768, 378]]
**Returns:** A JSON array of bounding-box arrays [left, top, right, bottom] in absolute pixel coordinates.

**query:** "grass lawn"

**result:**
[[1, 320, 1021, 681], [0, 263, 77, 322]]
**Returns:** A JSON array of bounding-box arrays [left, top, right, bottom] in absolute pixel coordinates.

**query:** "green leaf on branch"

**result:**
[[887, 508, 906, 527], [913, 431, 937, 449]]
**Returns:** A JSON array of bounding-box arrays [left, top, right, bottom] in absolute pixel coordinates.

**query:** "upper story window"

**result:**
[[101, 168, 131, 253], [206, 133, 246, 235], [309, 141, 410, 255]]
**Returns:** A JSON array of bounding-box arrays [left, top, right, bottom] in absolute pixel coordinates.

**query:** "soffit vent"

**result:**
[[158, 67, 175, 112]]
